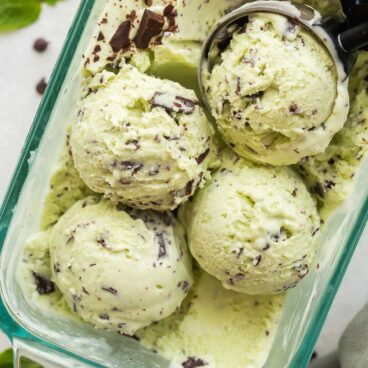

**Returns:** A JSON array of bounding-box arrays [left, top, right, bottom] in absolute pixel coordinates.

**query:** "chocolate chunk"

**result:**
[[246, 91, 264, 99], [152, 92, 197, 115], [144, 0, 152, 5], [289, 103, 299, 114], [325, 180, 336, 189], [101, 287, 118, 296], [196, 148, 210, 164], [36, 78, 47, 95], [182, 357, 207, 368], [99, 313, 110, 320], [110, 20, 131, 52], [328, 158, 335, 165], [263, 243, 271, 251], [292, 188, 298, 197], [97, 31, 105, 41], [164, 4, 175, 17], [33, 38, 48, 52], [181, 280, 189, 291], [185, 180, 195, 196], [120, 160, 143, 174], [32, 272, 55, 295], [313, 182, 325, 198], [157, 233, 167, 258], [134, 10, 164, 49], [236, 77, 241, 94]]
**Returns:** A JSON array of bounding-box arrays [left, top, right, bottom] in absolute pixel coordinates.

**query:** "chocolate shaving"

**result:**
[[134, 10, 164, 50], [157, 233, 167, 258], [32, 272, 55, 295], [102, 287, 118, 296], [253, 255, 262, 266], [110, 20, 131, 52], [196, 148, 210, 164], [185, 180, 195, 196], [182, 357, 207, 368], [99, 314, 110, 320]]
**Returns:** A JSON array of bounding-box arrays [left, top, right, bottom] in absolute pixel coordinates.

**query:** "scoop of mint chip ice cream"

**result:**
[[71, 64, 218, 211], [206, 12, 349, 165], [50, 196, 193, 335], [180, 150, 320, 295]]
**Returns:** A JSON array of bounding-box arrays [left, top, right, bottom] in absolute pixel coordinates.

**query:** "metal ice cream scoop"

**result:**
[[198, 0, 368, 110]]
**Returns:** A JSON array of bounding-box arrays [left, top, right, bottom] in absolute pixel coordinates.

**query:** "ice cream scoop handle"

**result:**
[[340, 0, 368, 26], [338, 21, 368, 52]]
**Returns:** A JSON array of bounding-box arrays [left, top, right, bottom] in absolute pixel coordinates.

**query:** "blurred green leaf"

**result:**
[[0, 349, 43, 368], [0, 0, 41, 32], [0, 0, 64, 32]]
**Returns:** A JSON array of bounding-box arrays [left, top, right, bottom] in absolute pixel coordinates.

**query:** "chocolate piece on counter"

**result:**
[[134, 10, 164, 49], [97, 31, 105, 41], [182, 356, 207, 368], [33, 38, 48, 52], [152, 92, 197, 114], [32, 272, 55, 295], [110, 20, 131, 52], [36, 78, 47, 95]]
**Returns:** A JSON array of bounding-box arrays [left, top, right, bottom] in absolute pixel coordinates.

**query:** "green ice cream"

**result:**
[[181, 150, 320, 295], [297, 53, 368, 216], [50, 196, 193, 335], [71, 64, 218, 211], [206, 13, 349, 165], [139, 269, 285, 368]]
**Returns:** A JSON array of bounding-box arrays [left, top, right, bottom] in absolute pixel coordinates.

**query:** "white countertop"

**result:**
[[0, 1, 367, 366]]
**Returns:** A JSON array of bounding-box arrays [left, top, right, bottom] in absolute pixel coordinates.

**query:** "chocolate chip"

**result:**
[[99, 313, 110, 320], [33, 38, 48, 52], [97, 237, 107, 247], [157, 233, 167, 258], [313, 182, 325, 198], [292, 188, 298, 197], [120, 160, 143, 174], [144, 0, 152, 5], [328, 158, 335, 165], [196, 148, 210, 164], [149, 165, 160, 176], [36, 78, 47, 95], [246, 91, 264, 99], [110, 20, 131, 52], [289, 103, 299, 114], [253, 255, 262, 266], [181, 280, 189, 291], [185, 180, 194, 196], [263, 243, 271, 251], [97, 31, 105, 41], [182, 357, 207, 368], [82, 287, 90, 295], [325, 180, 336, 189], [32, 272, 55, 295], [123, 333, 140, 341], [164, 4, 175, 17], [134, 10, 164, 49], [53, 262, 61, 273], [101, 287, 118, 296]]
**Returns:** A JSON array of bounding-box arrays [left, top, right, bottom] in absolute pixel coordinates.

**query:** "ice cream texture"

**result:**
[[297, 52, 368, 216], [138, 269, 285, 368], [206, 12, 349, 165], [49, 196, 193, 335], [181, 150, 320, 295], [71, 64, 218, 211]]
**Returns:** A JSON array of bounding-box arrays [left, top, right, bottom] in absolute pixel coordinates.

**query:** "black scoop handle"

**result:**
[[340, 0, 368, 27], [339, 0, 368, 51]]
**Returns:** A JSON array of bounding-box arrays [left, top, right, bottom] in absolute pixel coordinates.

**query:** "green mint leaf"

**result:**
[[0, 349, 43, 368], [0, 349, 13, 367], [0, 0, 42, 32]]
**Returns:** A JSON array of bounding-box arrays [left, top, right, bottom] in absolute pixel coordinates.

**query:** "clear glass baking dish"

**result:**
[[1, 1, 368, 367]]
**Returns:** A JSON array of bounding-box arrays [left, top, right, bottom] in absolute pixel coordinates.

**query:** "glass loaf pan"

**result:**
[[1, 1, 368, 367]]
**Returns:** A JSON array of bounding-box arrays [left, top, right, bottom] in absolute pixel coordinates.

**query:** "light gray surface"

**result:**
[[0, 0, 367, 366]]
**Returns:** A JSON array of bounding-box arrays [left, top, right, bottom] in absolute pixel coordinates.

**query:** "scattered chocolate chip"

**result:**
[[295, 264, 309, 279], [53, 262, 61, 273], [312, 228, 320, 236], [123, 333, 140, 341], [253, 255, 262, 266], [32, 272, 55, 295], [246, 91, 264, 99], [33, 38, 48, 52], [97, 237, 107, 247], [82, 287, 90, 295], [263, 243, 271, 251], [292, 188, 298, 197], [101, 287, 118, 296], [144, 0, 152, 5], [36, 78, 47, 95], [185, 180, 195, 196], [181, 281, 189, 291], [182, 357, 207, 368], [325, 180, 336, 189], [236, 77, 241, 94], [99, 314, 110, 320], [110, 20, 131, 52], [196, 148, 210, 164], [149, 165, 160, 176], [289, 103, 299, 114], [157, 233, 167, 258], [134, 10, 164, 50]]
